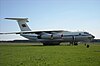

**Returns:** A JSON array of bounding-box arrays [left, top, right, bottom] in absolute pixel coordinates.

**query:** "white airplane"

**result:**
[[0, 18, 95, 46]]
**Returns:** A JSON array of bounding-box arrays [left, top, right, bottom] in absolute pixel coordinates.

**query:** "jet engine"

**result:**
[[52, 34, 63, 39], [37, 32, 63, 39], [39, 34, 63, 39], [40, 34, 52, 39]]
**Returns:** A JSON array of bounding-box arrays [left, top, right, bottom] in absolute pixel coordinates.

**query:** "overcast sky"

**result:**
[[0, 0, 100, 40]]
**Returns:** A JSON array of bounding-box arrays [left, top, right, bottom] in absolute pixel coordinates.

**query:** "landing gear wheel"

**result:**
[[86, 45, 90, 48], [74, 42, 78, 46]]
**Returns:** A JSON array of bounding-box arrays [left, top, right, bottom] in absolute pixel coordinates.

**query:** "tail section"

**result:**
[[5, 18, 31, 31]]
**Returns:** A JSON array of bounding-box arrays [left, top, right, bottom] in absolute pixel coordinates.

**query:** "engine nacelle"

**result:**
[[41, 34, 52, 39], [38, 33, 63, 39], [52, 34, 63, 39]]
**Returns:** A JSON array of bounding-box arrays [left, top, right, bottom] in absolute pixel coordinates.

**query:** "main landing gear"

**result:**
[[43, 42, 60, 46], [70, 42, 78, 46]]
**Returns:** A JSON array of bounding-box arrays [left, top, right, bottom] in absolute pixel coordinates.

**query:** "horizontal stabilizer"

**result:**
[[5, 18, 29, 22]]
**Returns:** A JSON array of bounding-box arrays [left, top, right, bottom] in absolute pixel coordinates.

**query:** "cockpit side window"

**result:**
[[84, 32, 89, 34]]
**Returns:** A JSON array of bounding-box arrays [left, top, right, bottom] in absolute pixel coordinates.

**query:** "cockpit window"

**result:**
[[84, 32, 89, 34]]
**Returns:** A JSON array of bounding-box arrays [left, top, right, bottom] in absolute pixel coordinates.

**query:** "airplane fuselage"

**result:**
[[1, 18, 95, 45], [21, 31, 94, 45]]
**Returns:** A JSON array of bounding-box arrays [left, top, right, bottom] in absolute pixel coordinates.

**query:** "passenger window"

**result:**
[[79, 33, 81, 35]]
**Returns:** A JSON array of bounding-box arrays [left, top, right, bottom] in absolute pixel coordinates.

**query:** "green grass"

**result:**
[[0, 43, 100, 66]]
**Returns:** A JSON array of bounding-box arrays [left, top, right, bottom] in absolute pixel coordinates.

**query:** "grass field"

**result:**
[[0, 43, 100, 66]]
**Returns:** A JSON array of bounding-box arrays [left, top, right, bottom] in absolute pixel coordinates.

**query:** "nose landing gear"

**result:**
[[86, 44, 90, 48], [85, 43, 90, 48]]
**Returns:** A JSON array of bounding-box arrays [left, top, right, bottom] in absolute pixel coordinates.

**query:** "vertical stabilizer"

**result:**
[[5, 18, 31, 31]]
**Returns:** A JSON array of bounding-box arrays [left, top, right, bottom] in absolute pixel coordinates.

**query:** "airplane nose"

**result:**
[[88, 35, 95, 40]]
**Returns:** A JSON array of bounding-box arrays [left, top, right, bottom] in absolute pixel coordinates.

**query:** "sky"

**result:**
[[0, 0, 100, 40]]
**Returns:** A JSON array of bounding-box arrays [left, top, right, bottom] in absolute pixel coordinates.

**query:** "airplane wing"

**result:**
[[0, 32, 20, 34], [0, 30, 64, 34]]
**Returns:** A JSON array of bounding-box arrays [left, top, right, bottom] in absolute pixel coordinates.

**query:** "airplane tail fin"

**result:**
[[5, 18, 31, 31]]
